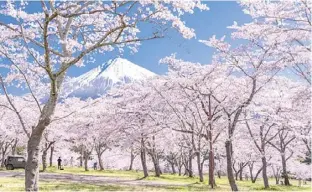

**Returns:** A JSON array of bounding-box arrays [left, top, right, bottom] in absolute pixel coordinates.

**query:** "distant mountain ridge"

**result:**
[[62, 58, 156, 99]]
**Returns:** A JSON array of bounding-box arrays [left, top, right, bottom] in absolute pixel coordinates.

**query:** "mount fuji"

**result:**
[[62, 58, 156, 99]]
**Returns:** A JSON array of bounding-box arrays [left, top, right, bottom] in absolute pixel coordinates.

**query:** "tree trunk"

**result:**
[[235, 171, 239, 181], [207, 108, 216, 188], [251, 166, 263, 183], [248, 163, 254, 183], [79, 148, 83, 167], [171, 162, 176, 174], [196, 152, 204, 182], [11, 139, 18, 155], [25, 131, 43, 191], [158, 158, 162, 175], [140, 138, 148, 178], [184, 162, 189, 176], [239, 163, 244, 181], [178, 164, 182, 176], [225, 140, 238, 191], [275, 176, 279, 185], [1, 151, 5, 167], [49, 145, 54, 167], [239, 170, 243, 181], [281, 153, 290, 186], [151, 154, 161, 177], [129, 149, 135, 171], [1, 142, 10, 167], [188, 149, 193, 177], [24, 70, 65, 191], [261, 157, 269, 188], [42, 149, 48, 172], [208, 149, 215, 187], [84, 151, 89, 171], [140, 148, 148, 178], [97, 152, 104, 170]]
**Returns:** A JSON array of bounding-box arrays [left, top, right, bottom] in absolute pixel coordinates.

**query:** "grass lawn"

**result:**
[[44, 166, 144, 178], [0, 177, 146, 191], [0, 167, 311, 191]]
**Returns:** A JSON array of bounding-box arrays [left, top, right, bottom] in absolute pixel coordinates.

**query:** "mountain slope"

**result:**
[[63, 58, 156, 99]]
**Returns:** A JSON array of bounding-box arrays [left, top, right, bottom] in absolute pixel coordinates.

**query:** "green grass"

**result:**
[[0, 176, 310, 191], [44, 166, 144, 179], [1, 167, 311, 191], [0, 177, 146, 191]]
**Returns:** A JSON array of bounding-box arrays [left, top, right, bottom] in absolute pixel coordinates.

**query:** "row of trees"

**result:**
[[0, 1, 208, 191], [0, 0, 310, 191]]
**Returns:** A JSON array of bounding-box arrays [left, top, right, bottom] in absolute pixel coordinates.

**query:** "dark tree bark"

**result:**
[[233, 162, 248, 181], [24, 71, 66, 191], [205, 95, 216, 188], [147, 136, 162, 177], [11, 139, 18, 155], [208, 148, 215, 187], [129, 148, 135, 171], [49, 145, 54, 167], [188, 149, 193, 177], [225, 141, 238, 191], [25, 128, 44, 191], [42, 149, 48, 172], [42, 141, 55, 172], [83, 150, 90, 171], [177, 157, 183, 176], [140, 138, 148, 178], [94, 139, 110, 171], [151, 154, 161, 177], [272, 166, 281, 185], [281, 153, 290, 186], [239, 164, 243, 181], [248, 161, 263, 183], [171, 162, 176, 174], [238, 162, 248, 181], [166, 153, 177, 174], [1, 141, 10, 167], [97, 152, 104, 170], [80, 147, 83, 167], [183, 162, 189, 176], [245, 119, 279, 188], [262, 157, 269, 188], [221, 78, 257, 191], [196, 152, 204, 182], [252, 168, 263, 183], [268, 128, 295, 187]]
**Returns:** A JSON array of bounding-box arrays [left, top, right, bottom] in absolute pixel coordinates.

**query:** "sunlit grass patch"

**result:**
[[1, 168, 311, 191], [45, 166, 144, 179]]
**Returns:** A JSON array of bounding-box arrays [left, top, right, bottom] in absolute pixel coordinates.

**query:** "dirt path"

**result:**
[[0, 171, 189, 188]]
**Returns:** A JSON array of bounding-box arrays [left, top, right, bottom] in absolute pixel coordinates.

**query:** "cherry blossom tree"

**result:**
[[0, 1, 208, 190], [242, 80, 294, 188], [156, 57, 230, 186], [236, 0, 311, 84]]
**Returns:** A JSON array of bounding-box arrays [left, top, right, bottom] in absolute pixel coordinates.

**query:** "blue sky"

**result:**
[[0, 1, 251, 78], [68, 1, 252, 77]]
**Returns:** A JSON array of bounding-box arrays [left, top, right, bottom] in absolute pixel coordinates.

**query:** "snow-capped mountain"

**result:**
[[63, 58, 156, 99]]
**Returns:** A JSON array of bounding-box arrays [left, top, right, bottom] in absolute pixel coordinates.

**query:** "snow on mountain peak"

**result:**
[[63, 58, 156, 99], [98, 58, 155, 81]]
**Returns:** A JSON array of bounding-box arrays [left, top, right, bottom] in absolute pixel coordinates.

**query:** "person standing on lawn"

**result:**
[[57, 157, 62, 170], [93, 162, 98, 170]]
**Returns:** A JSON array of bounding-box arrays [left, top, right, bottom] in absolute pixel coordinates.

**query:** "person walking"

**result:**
[[57, 157, 62, 170], [93, 162, 98, 170]]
